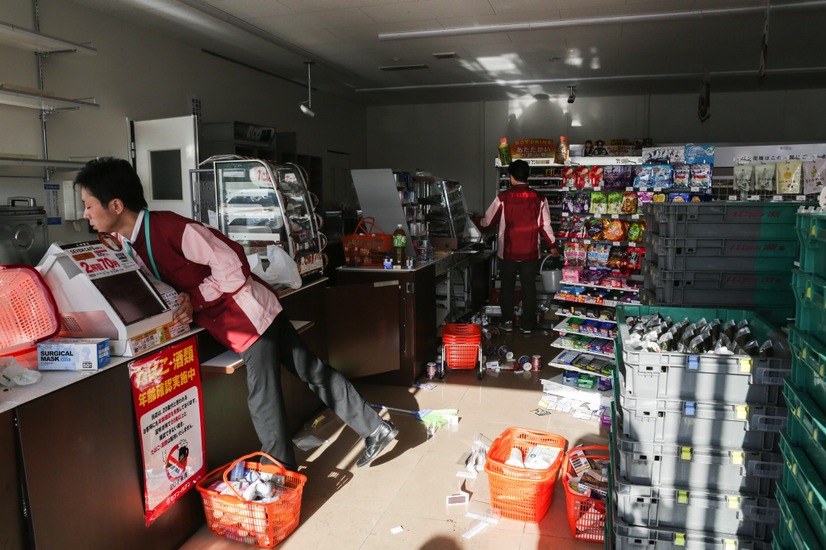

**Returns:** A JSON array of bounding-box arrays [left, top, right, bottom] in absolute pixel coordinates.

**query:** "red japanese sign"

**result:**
[[129, 336, 206, 525]]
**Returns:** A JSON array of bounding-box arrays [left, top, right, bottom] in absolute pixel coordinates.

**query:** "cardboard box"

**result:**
[[37, 338, 111, 371]]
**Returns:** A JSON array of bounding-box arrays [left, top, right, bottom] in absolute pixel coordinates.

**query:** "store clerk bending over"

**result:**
[[76, 157, 397, 470]]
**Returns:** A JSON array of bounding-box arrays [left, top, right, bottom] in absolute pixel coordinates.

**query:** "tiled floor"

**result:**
[[182, 326, 609, 549]]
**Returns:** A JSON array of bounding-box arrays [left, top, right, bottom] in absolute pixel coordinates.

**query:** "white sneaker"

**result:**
[[500, 321, 514, 332]]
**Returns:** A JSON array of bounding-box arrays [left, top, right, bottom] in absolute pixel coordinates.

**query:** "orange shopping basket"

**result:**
[[196, 452, 307, 548], [441, 323, 484, 379], [561, 445, 610, 543], [484, 427, 567, 522]]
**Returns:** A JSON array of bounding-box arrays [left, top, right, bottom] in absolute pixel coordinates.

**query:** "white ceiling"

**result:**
[[73, 0, 826, 105]]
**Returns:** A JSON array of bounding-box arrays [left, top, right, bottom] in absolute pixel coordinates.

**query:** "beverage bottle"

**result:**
[[554, 135, 569, 164], [392, 224, 407, 267], [498, 137, 512, 166]]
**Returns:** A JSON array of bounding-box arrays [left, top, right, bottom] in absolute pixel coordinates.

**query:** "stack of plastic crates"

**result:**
[[641, 202, 811, 328], [484, 427, 566, 522], [441, 323, 484, 380], [609, 304, 792, 549], [774, 210, 826, 549]]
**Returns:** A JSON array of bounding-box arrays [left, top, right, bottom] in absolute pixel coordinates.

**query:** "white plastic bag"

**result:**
[[250, 245, 302, 289]]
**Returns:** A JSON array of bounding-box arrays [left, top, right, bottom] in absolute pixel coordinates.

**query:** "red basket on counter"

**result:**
[[0, 264, 60, 356]]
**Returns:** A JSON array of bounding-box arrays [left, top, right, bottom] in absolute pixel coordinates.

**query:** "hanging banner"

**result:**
[[129, 336, 206, 525]]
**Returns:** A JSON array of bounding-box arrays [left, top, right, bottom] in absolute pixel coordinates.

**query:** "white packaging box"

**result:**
[[37, 338, 111, 371]]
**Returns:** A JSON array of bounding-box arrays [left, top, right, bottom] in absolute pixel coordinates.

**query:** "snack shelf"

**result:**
[[553, 310, 617, 324], [552, 319, 618, 338], [557, 237, 644, 247], [561, 212, 643, 219], [550, 337, 615, 360], [553, 294, 641, 308], [548, 353, 614, 380], [562, 185, 711, 193], [558, 280, 641, 293]]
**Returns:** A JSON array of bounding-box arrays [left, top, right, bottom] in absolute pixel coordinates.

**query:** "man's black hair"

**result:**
[[508, 159, 530, 183], [74, 157, 148, 212]]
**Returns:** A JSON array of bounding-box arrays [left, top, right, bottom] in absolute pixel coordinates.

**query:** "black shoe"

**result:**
[[520, 327, 533, 334], [357, 421, 398, 468], [499, 321, 514, 332]]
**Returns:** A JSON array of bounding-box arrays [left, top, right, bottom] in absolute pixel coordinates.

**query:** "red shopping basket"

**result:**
[[484, 427, 567, 522], [196, 452, 307, 548], [442, 323, 482, 369], [0, 265, 59, 356], [561, 445, 609, 542]]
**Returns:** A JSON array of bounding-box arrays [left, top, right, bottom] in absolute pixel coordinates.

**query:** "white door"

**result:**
[[130, 115, 199, 218]]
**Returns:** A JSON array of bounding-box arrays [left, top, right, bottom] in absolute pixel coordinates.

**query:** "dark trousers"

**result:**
[[241, 313, 382, 467], [499, 258, 540, 330]]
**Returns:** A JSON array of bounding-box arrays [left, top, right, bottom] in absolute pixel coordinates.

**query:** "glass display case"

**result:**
[[213, 158, 324, 277]]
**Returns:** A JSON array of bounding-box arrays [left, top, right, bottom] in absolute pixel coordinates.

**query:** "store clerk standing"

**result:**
[[481, 159, 557, 334], [75, 157, 398, 470]]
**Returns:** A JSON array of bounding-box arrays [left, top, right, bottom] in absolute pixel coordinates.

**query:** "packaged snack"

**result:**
[[589, 192, 607, 215], [754, 163, 775, 191], [652, 192, 668, 203], [636, 192, 654, 212], [689, 193, 711, 202], [586, 218, 605, 240], [563, 166, 577, 187], [626, 221, 644, 242], [562, 190, 577, 214], [620, 192, 638, 214], [689, 163, 713, 189], [576, 166, 591, 188], [607, 191, 624, 214], [669, 192, 690, 203], [607, 247, 626, 269], [575, 191, 591, 214], [633, 165, 653, 189], [733, 164, 754, 192], [603, 165, 632, 190], [556, 216, 574, 238], [587, 244, 611, 267], [570, 217, 587, 238], [776, 161, 803, 194], [590, 166, 605, 188], [563, 265, 584, 283], [602, 219, 626, 241], [626, 247, 645, 270], [672, 163, 691, 188], [803, 159, 826, 195], [651, 164, 674, 188], [684, 144, 715, 164]]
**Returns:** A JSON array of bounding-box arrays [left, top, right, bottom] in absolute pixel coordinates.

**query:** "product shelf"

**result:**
[[548, 349, 613, 379], [558, 279, 641, 293], [553, 293, 640, 308], [557, 237, 644, 248], [561, 211, 643, 220], [552, 318, 617, 339], [552, 309, 617, 324], [550, 337, 615, 360]]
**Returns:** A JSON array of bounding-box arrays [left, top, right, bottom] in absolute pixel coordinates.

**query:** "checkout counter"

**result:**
[[0, 274, 327, 550]]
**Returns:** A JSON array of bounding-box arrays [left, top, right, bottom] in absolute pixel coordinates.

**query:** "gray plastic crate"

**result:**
[[638, 292, 796, 330], [642, 202, 805, 239], [615, 431, 782, 496], [616, 393, 786, 450], [615, 476, 779, 538], [642, 260, 794, 306], [643, 233, 799, 272], [613, 515, 772, 550]]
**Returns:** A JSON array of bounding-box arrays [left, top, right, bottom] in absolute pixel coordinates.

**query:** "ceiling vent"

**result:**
[[378, 64, 429, 71]]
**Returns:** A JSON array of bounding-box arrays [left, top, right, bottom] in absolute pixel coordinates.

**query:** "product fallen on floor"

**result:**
[[484, 427, 566, 522], [562, 445, 609, 543], [196, 452, 306, 549], [540, 373, 612, 413]]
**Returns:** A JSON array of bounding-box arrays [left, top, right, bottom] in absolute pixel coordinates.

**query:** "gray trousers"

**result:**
[[241, 313, 382, 468]]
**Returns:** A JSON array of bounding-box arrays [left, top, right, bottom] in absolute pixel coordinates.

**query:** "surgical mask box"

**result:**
[[37, 338, 111, 371]]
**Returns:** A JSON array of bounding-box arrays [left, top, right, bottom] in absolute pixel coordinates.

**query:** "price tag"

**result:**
[[772, 195, 783, 202], [612, 241, 621, 247], [748, 195, 760, 201], [690, 186, 700, 192], [796, 195, 807, 201], [625, 186, 634, 192], [631, 214, 640, 220], [728, 195, 738, 201], [638, 186, 648, 191], [583, 239, 591, 244], [653, 187, 663, 192], [593, 187, 601, 192], [562, 212, 569, 217], [611, 214, 619, 219]]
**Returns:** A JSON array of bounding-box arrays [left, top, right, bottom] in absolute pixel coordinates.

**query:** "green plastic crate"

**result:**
[[773, 482, 820, 550], [783, 380, 826, 483], [796, 212, 826, 276], [778, 432, 826, 543], [788, 326, 826, 412], [792, 270, 826, 347]]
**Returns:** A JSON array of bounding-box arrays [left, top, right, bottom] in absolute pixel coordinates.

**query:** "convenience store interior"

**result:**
[[3, 1, 826, 549]]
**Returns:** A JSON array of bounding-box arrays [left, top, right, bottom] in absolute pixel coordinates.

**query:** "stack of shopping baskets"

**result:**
[[609, 304, 792, 549], [442, 323, 484, 380], [774, 210, 826, 548]]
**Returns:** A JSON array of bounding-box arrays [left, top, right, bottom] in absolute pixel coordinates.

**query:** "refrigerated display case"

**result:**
[[207, 158, 324, 277]]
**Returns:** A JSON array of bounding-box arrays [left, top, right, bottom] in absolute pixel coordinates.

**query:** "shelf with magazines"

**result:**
[[547, 348, 614, 380]]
